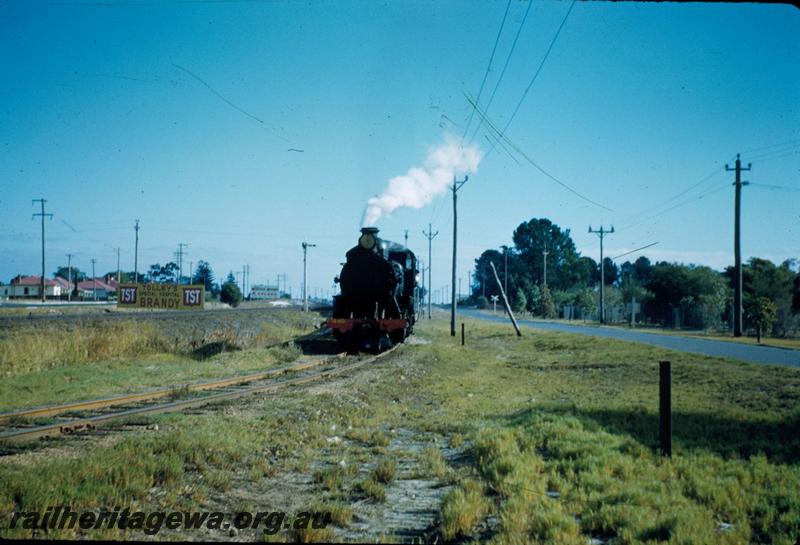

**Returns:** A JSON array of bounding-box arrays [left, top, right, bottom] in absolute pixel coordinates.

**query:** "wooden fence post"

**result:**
[[659, 360, 672, 457]]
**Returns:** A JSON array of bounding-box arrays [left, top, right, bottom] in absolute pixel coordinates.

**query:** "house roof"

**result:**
[[77, 278, 116, 291], [11, 275, 59, 286], [52, 277, 74, 289]]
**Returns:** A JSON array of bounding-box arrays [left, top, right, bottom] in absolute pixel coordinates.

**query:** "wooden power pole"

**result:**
[[302, 242, 316, 312], [726, 154, 751, 337], [32, 198, 53, 303], [423, 224, 438, 319], [451, 175, 468, 336], [134, 219, 140, 284], [589, 225, 614, 324]]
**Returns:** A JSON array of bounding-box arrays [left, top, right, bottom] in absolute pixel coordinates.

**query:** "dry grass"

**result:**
[[0, 321, 168, 375]]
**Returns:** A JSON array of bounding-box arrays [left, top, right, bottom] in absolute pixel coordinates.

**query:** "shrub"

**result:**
[[220, 282, 243, 307]]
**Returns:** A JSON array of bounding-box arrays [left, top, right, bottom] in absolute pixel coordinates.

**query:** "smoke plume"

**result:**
[[361, 135, 482, 227]]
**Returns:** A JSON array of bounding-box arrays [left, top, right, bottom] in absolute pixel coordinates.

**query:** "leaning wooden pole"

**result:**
[[489, 261, 522, 336]]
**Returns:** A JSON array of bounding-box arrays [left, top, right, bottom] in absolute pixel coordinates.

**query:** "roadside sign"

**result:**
[[117, 284, 205, 310]]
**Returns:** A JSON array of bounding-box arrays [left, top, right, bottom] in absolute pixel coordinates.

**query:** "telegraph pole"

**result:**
[[543, 247, 549, 286], [589, 225, 614, 324], [134, 220, 140, 284], [32, 198, 53, 302], [176, 243, 188, 284], [90, 258, 97, 301], [115, 248, 121, 283], [66, 253, 74, 302], [423, 224, 438, 319], [451, 175, 468, 336], [503, 246, 508, 296], [302, 242, 316, 312], [726, 154, 751, 337]]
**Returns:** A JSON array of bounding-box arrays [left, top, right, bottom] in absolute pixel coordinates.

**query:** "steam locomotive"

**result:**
[[326, 227, 418, 352]]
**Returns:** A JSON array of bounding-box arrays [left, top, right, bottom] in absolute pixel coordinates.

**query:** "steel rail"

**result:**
[[0, 346, 396, 445]]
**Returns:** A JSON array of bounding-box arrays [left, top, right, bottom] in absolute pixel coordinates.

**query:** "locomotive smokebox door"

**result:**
[[359, 227, 379, 251]]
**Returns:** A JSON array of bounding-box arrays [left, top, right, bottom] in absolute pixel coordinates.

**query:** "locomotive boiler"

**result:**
[[326, 227, 418, 352]]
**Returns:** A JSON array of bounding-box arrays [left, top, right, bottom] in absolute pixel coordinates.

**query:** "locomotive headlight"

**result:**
[[415, 273, 420, 283], [358, 233, 376, 250]]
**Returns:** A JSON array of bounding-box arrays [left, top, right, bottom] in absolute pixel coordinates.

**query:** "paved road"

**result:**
[[460, 309, 800, 369]]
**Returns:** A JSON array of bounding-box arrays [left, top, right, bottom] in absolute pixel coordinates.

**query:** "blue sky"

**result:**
[[1, 1, 798, 298]]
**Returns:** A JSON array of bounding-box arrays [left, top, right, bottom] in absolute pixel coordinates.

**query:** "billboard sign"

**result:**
[[250, 285, 279, 300], [117, 284, 205, 310]]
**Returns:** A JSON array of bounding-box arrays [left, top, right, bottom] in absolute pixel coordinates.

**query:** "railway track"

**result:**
[[0, 346, 397, 448]]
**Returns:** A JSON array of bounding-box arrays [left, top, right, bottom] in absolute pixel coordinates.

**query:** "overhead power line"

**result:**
[[484, 0, 577, 160], [469, 0, 535, 144], [611, 242, 660, 261], [618, 165, 727, 229], [461, 0, 512, 145], [465, 93, 613, 212], [749, 183, 800, 192], [739, 137, 800, 156], [619, 181, 730, 232]]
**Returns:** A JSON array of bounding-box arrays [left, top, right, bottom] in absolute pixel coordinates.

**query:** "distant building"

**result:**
[[250, 285, 279, 300], [3, 275, 63, 298], [77, 278, 117, 300]]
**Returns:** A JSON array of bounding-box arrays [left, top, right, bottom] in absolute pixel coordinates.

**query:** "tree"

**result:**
[[737, 258, 796, 336], [193, 261, 218, 295], [602, 257, 619, 286], [745, 297, 777, 343], [527, 285, 542, 314], [148, 262, 179, 284], [220, 280, 243, 307], [511, 218, 580, 290], [575, 287, 597, 322], [512, 288, 527, 313], [476, 295, 490, 310], [573, 256, 599, 288], [539, 285, 556, 318], [473, 249, 504, 299], [54, 266, 86, 282]]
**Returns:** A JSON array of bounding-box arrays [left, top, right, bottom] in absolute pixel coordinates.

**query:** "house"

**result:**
[[77, 278, 117, 300], [4, 276, 62, 298]]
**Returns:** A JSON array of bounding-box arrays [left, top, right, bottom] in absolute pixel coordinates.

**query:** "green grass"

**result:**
[[1, 311, 798, 542]]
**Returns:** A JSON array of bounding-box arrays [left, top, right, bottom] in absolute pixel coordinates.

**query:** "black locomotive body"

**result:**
[[327, 227, 418, 352]]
